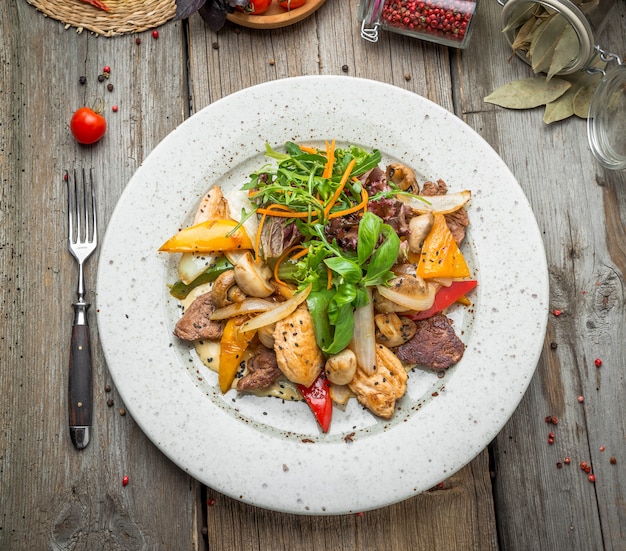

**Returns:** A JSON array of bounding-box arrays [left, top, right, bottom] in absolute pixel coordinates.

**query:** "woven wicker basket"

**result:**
[[26, 0, 177, 37]]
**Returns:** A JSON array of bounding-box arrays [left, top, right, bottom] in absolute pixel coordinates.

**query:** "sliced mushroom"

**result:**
[[211, 270, 246, 308], [374, 275, 432, 313], [386, 163, 418, 192], [407, 212, 434, 253], [374, 313, 417, 347], [325, 349, 358, 385], [257, 323, 276, 349], [234, 252, 274, 298]]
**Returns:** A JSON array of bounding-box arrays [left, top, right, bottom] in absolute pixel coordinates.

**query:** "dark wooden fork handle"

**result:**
[[68, 306, 92, 449]]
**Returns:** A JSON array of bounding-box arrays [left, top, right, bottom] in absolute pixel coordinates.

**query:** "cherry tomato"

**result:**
[[278, 0, 307, 9], [70, 107, 107, 145], [237, 0, 272, 14]]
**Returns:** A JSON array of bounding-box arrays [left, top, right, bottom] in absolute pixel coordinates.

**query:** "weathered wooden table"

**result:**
[[2, 1, 625, 549]]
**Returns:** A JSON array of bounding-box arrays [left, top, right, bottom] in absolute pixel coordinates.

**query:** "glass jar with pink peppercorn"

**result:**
[[359, 0, 479, 49]]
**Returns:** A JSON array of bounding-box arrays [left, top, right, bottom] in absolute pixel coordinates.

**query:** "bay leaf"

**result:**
[[484, 77, 571, 109], [510, 16, 540, 56], [502, 4, 537, 33], [543, 88, 575, 123], [530, 15, 568, 74], [546, 24, 579, 80], [573, 83, 597, 118]]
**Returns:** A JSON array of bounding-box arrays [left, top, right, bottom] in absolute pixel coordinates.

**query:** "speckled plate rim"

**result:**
[[96, 75, 549, 515]]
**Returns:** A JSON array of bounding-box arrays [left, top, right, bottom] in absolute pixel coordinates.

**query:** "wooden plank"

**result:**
[[205, 448, 496, 551], [187, 2, 497, 549], [0, 3, 202, 549], [460, 2, 626, 550]]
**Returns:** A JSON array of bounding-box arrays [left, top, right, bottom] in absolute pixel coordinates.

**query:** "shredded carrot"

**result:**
[[291, 247, 310, 261], [327, 187, 369, 219], [326, 266, 333, 290], [299, 144, 318, 154], [323, 158, 357, 219], [322, 139, 336, 179], [257, 205, 319, 219], [273, 244, 307, 286]]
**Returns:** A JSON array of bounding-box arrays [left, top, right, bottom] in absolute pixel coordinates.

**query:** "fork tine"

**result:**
[[89, 168, 97, 241]]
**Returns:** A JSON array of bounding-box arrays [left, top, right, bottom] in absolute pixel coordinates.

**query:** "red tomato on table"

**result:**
[[237, 0, 272, 14], [70, 107, 106, 145], [278, 0, 307, 8]]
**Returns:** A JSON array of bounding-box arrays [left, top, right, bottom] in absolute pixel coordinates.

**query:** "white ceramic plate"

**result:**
[[96, 76, 548, 515]]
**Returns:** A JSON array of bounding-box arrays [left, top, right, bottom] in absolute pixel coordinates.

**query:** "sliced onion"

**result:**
[[376, 282, 437, 312], [210, 298, 275, 321], [178, 252, 222, 285], [401, 190, 471, 215], [351, 288, 377, 376], [240, 284, 311, 333], [224, 249, 247, 266]]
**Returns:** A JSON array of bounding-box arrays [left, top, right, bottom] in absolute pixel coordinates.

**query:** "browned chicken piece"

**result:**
[[273, 304, 325, 388], [349, 344, 408, 419], [374, 313, 417, 347], [174, 292, 225, 341], [193, 185, 230, 225]]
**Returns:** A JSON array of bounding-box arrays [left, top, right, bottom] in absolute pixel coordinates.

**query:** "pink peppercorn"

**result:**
[[588, 474, 596, 483], [122, 475, 129, 486], [594, 358, 602, 367], [600, 446, 606, 452], [112, 105, 119, 112], [578, 395, 585, 403], [152, 30, 159, 39], [552, 309, 562, 316], [564, 457, 571, 465]]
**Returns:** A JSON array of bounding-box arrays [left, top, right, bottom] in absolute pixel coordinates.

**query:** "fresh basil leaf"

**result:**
[[168, 256, 233, 299], [324, 256, 362, 284], [328, 283, 357, 324], [307, 289, 334, 352], [323, 303, 354, 355], [357, 212, 382, 266], [363, 224, 400, 286]]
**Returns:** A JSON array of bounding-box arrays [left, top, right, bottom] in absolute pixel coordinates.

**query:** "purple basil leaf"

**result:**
[[176, 0, 207, 20], [198, 1, 229, 31]]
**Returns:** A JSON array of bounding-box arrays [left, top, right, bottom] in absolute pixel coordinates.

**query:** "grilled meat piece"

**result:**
[[237, 345, 282, 391], [174, 292, 225, 341], [395, 313, 465, 370], [273, 304, 325, 387], [348, 344, 408, 419]]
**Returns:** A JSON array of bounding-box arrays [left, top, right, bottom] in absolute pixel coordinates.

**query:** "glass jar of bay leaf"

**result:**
[[499, 0, 626, 170], [499, 0, 614, 75]]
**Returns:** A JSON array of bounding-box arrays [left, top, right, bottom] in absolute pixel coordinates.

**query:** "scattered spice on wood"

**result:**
[[552, 309, 562, 317], [594, 358, 602, 367], [152, 30, 160, 39], [206, 498, 216, 506], [79, 76, 87, 85], [550, 341, 558, 350], [104, 384, 111, 392], [610, 457, 617, 465], [118, 408, 126, 416], [112, 105, 119, 112], [588, 474, 596, 483], [135, 37, 142, 45], [564, 457, 571, 465], [599, 446, 606, 452], [578, 395, 584, 403], [122, 475, 129, 486], [106, 399, 114, 407], [107, 83, 114, 92]]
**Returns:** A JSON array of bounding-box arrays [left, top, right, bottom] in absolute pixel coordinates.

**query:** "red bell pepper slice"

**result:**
[[298, 372, 332, 433], [408, 279, 478, 321]]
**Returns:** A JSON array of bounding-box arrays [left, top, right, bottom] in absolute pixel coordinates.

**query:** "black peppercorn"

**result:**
[[107, 83, 114, 92], [79, 76, 87, 85], [106, 398, 114, 407], [98, 74, 105, 83], [341, 64, 349, 73]]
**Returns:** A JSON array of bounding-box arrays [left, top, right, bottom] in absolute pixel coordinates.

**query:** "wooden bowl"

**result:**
[[226, 0, 326, 29]]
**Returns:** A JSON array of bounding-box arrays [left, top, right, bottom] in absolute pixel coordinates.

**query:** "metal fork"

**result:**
[[65, 168, 98, 450]]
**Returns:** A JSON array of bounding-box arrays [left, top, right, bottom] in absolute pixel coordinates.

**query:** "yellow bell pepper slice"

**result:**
[[159, 219, 253, 253], [218, 316, 256, 393], [416, 214, 470, 279]]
